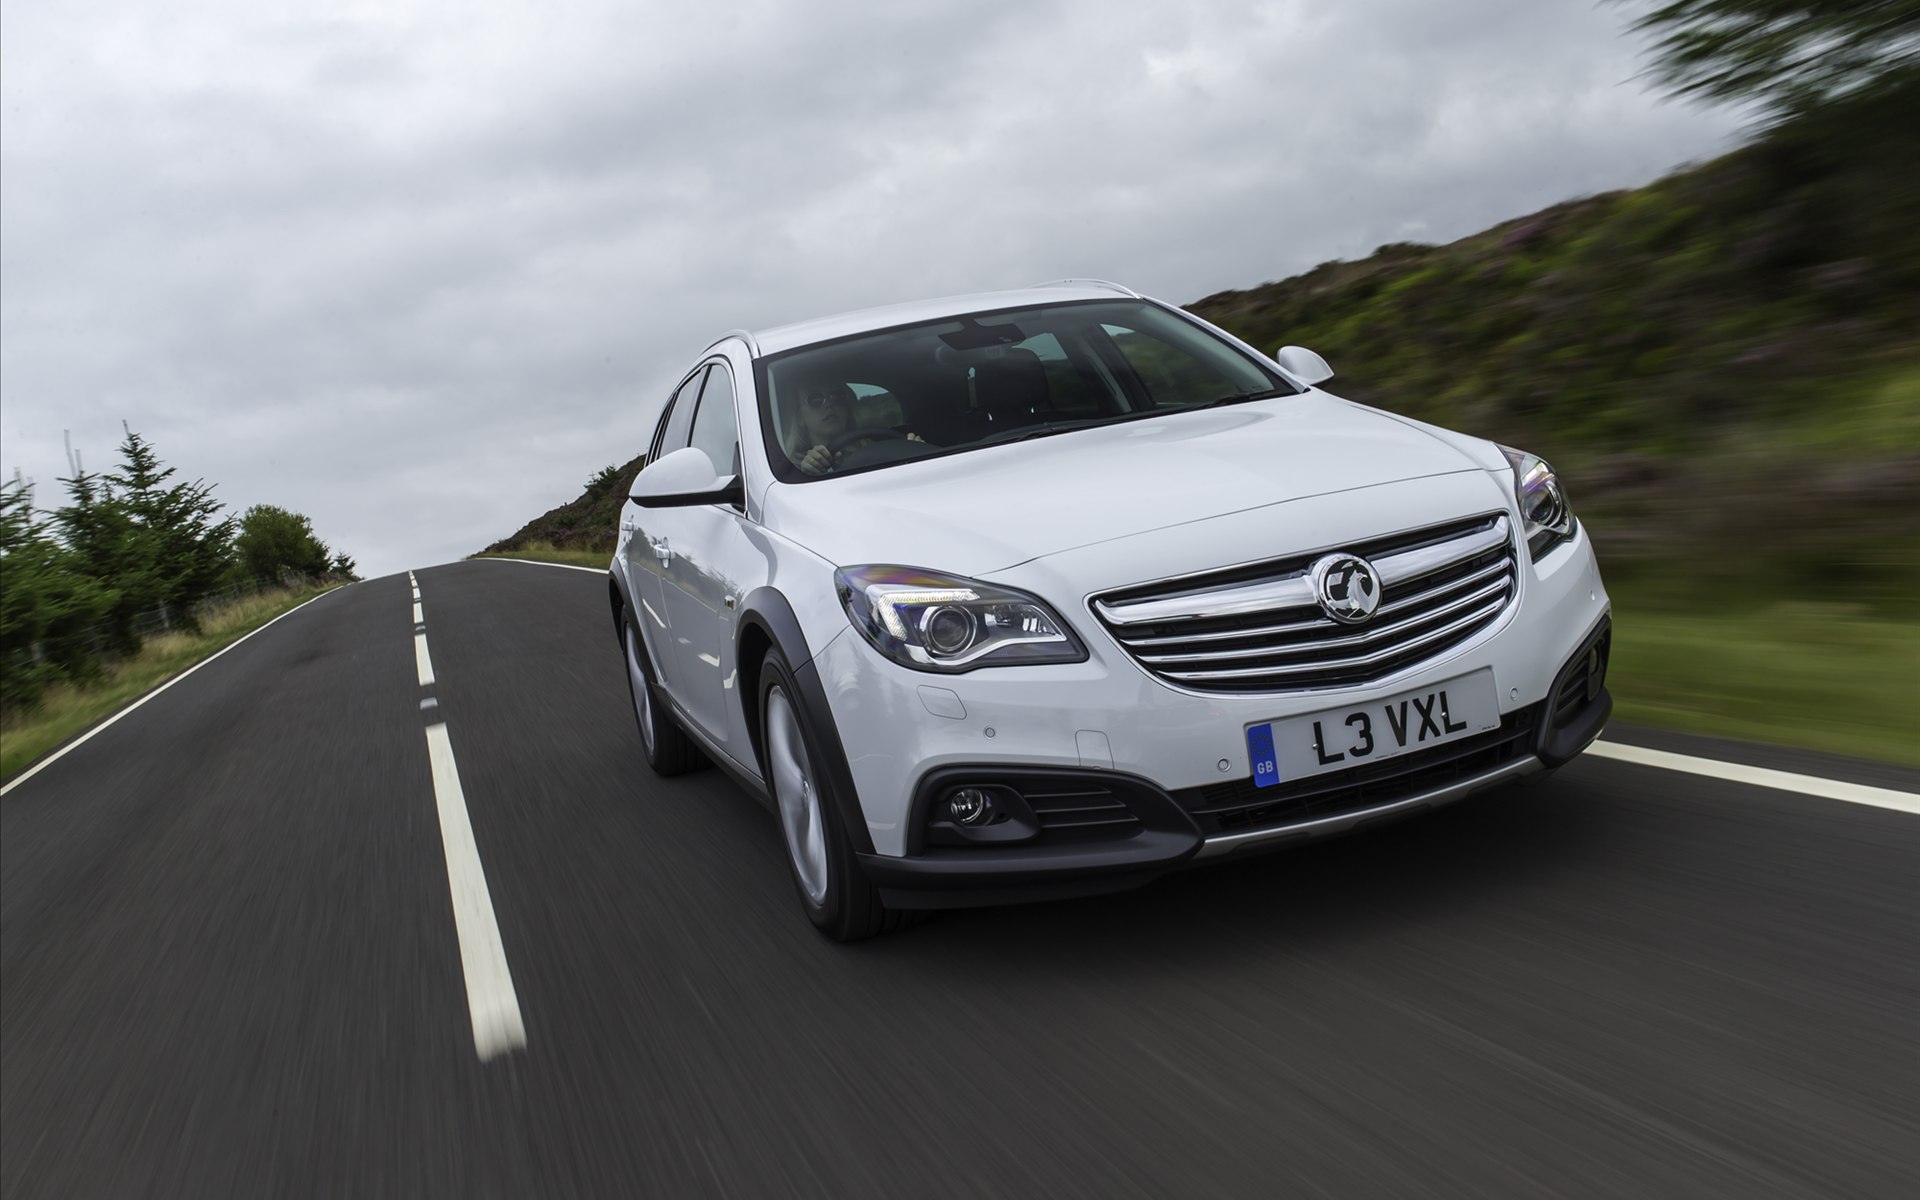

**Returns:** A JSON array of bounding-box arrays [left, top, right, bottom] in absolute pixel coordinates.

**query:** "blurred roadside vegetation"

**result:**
[[1187, 4, 1919, 762], [0, 582, 337, 782], [1, 426, 359, 726]]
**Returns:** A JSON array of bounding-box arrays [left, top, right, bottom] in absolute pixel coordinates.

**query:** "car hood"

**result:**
[[760, 393, 1488, 575]]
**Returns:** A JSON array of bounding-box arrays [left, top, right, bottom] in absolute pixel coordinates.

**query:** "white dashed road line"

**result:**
[[1588, 740, 1919, 815], [414, 633, 436, 687], [412, 571, 526, 1061], [424, 721, 527, 1061]]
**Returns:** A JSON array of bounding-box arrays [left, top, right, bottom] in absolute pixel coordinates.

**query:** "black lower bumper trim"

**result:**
[[1538, 615, 1613, 767], [858, 826, 1201, 909]]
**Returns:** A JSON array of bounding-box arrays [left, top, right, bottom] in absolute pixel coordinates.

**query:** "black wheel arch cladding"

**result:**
[[737, 587, 877, 856]]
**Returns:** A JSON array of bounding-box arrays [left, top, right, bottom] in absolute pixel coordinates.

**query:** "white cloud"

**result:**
[[0, 0, 1738, 578]]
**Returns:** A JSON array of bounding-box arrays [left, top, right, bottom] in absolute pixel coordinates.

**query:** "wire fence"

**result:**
[[25, 572, 328, 665]]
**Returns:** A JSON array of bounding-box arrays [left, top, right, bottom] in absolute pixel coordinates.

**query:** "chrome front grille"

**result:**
[[1092, 513, 1516, 694]]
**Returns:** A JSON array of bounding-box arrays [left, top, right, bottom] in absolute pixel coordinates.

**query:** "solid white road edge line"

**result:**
[[481, 557, 605, 575], [415, 632, 436, 687], [0, 588, 342, 797], [424, 722, 527, 1061], [1588, 740, 1920, 815]]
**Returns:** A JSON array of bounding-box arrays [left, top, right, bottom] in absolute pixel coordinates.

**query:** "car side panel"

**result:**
[[619, 498, 679, 683]]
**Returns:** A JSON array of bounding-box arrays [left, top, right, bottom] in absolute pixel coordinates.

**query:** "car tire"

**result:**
[[622, 620, 703, 776], [757, 647, 916, 941]]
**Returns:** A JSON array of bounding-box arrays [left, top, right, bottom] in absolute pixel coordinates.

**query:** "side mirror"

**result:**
[[1273, 345, 1334, 386], [629, 446, 745, 508]]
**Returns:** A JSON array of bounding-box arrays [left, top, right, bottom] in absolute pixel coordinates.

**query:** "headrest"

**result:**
[[972, 348, 1049, 417]]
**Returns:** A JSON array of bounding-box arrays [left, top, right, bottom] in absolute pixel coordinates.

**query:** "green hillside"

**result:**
[[480, 456, 643, 563], [1189, 81, 1919, 608]]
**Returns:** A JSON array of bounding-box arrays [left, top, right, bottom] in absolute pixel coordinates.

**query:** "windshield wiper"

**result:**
[[976, 393, 1288, 449], [975, 418, 1112, 447], [1188, 387, 1295, 410]]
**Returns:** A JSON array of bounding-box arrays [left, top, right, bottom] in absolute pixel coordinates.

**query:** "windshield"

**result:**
[[756, 299, 1296, 482]]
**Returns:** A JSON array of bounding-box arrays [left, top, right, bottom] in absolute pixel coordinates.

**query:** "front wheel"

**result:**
[[758, 648, 913, 941]]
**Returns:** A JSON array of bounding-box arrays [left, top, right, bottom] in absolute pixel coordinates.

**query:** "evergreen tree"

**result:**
[[0, 480, 117, 708], [48, 468, 143, 655], [1628, 1, 1920, 122], [104, 425, 235, 630]]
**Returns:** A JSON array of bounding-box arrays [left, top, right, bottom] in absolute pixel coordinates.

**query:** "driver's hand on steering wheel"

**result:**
[[799, 444, 834, 475]]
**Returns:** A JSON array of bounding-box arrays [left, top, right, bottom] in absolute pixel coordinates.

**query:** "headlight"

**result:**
[[1500, 445, 1576, 558], [835, 566, 1087, 672]]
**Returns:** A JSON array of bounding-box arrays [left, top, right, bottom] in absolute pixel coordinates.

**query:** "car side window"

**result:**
[[652, 368, 707, 460], [688, 364, 740, 478]]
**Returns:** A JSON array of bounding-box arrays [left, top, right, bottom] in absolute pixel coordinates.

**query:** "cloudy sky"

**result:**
[[1, 0, 1741, 580]]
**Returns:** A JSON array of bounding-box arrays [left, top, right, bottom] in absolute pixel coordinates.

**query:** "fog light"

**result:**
[[947, 787, 992, 825]]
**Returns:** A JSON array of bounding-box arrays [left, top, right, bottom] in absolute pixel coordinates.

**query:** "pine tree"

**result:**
[[104, 425, 235, 631], [1, 479, 116, 708], [49, 468, 143, 655]]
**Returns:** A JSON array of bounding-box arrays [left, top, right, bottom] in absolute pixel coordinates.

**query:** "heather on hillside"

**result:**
[[1190, 75, 1919, 602]]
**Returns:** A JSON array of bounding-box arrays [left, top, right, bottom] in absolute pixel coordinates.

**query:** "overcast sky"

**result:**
[[1, 0, 1741, 581]]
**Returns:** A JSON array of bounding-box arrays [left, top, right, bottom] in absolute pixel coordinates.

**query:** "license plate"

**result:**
[[1245, 670, 1500, 788]]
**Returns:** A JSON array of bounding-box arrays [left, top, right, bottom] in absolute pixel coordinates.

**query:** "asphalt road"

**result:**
[[4, 559, 1917, 1199]]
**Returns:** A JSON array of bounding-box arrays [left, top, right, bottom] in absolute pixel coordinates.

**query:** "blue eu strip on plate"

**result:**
[[1246, 722, 1279, 788]]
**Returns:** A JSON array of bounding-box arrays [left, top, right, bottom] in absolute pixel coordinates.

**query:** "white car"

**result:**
[[613, 281, 1611, 939]]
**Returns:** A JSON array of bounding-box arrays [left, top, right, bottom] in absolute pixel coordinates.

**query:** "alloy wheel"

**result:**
[[764, 686, 829, 904]]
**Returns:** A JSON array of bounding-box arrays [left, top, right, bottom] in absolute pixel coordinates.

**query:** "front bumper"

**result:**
[[856, 642, 1607, 909], [819, 517, 1612, 906]]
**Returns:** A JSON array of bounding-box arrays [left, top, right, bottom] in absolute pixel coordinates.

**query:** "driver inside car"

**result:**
[[787, 382, 925, 476]]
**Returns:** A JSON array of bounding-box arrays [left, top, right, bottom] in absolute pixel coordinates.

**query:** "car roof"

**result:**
[[746, 281, 1141, 357]]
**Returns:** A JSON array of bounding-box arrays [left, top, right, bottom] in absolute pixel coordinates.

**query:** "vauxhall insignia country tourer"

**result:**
[[612, 281, 1612, 939]]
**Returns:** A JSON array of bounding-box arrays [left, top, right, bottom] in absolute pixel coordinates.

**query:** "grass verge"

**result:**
[[1607, 593, 1920, 768], [0, 583, 339, 784], [471, 541, 609, 570]]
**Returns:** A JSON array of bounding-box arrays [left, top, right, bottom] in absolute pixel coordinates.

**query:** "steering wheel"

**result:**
[[825, 429, 907, 456]]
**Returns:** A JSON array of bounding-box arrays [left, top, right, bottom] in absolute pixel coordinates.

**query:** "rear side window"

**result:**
[[688, 365, 740, 477]]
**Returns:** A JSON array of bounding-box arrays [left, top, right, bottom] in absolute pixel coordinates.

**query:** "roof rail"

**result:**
[[1026, 278, 1138, 297], [705, 328, 762, 357]]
